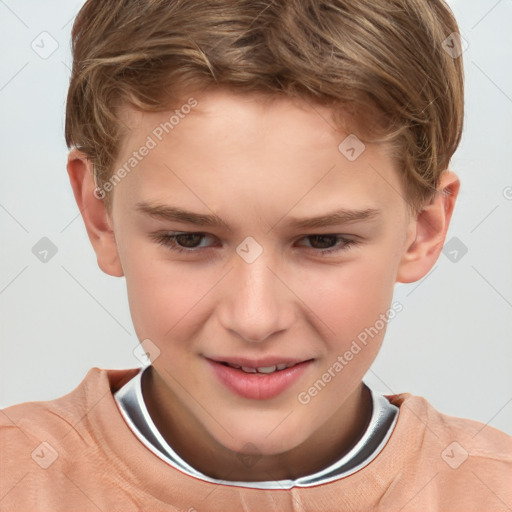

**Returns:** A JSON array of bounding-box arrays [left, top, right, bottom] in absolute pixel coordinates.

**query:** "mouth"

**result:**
[[205, 356, 314, 400]]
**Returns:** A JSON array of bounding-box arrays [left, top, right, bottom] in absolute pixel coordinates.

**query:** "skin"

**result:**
[[67, 87, 459, 482]]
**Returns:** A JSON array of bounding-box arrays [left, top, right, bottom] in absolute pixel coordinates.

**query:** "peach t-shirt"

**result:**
[[1, 367, 511, 511]]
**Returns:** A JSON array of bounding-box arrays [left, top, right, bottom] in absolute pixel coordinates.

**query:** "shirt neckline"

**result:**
[[114, 365, 399, 490]]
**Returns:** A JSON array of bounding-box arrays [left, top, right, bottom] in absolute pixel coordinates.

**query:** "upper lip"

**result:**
[[206, 356, 313, 368]]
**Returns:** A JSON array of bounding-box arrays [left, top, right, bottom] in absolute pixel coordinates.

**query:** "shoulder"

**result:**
[[383, 392, 512, 511], [0, 367, 138, 441], [0, 367, 140, 503], [388, 392, 512, 455]]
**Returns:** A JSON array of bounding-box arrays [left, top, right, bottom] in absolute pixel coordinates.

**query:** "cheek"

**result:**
[[298, 260, 394, 396], [121, 243, 209, 342], [301, 254, 397, 340]]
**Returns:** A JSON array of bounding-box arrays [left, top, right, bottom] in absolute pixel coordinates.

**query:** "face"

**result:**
[[108, 88, 414, 458]]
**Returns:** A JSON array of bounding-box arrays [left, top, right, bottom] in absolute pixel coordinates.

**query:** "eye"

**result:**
[[296, 234, 358, 255], [169, 233, 206, 248], [151, 232, 216, 254]]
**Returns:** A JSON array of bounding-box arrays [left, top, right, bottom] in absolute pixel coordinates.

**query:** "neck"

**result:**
[[142, 366, 372, 482]]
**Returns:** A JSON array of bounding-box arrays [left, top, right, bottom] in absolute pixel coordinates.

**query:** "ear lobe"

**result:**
[[396, 171, 460, 283], [66, 148, 124, 277]]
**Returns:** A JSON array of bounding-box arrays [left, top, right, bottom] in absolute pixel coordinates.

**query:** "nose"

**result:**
[[217, 252, 295, 343]]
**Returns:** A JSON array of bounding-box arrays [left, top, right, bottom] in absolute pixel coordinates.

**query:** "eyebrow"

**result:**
[[136, 201, 381, 230]]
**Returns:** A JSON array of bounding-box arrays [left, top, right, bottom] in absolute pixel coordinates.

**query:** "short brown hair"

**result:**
[[65, 0, 464, 212]]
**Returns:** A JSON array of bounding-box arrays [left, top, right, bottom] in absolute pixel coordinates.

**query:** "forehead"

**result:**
[[119, 89, 344, 150], [114, 89, 406, 220]]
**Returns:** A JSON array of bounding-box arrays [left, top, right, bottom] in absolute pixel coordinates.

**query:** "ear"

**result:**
[[396, 170, 460, 283], [66, 148, 124, 277]]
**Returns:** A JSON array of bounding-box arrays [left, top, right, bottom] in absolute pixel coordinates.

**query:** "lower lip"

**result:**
[[206, 359, 312, 400]]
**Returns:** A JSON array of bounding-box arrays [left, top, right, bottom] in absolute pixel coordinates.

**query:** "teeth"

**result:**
[[256, 365, 277, 374], [224, 362, 296, 373]]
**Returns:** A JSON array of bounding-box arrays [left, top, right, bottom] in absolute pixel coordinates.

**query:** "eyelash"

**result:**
[[151, 232, 359, 257]]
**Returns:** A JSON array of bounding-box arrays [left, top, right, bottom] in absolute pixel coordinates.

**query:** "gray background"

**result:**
[[1, 0, 511, 435]]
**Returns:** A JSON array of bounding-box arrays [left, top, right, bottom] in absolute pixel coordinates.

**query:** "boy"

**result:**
[[1, 0, 511, 510]]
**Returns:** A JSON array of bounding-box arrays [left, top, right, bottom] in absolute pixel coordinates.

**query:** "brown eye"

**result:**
[[296, 234, 358, 255], [306, 235, 338, 249], [151, 231, 216, 254], [174, 233, 205, 248]]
